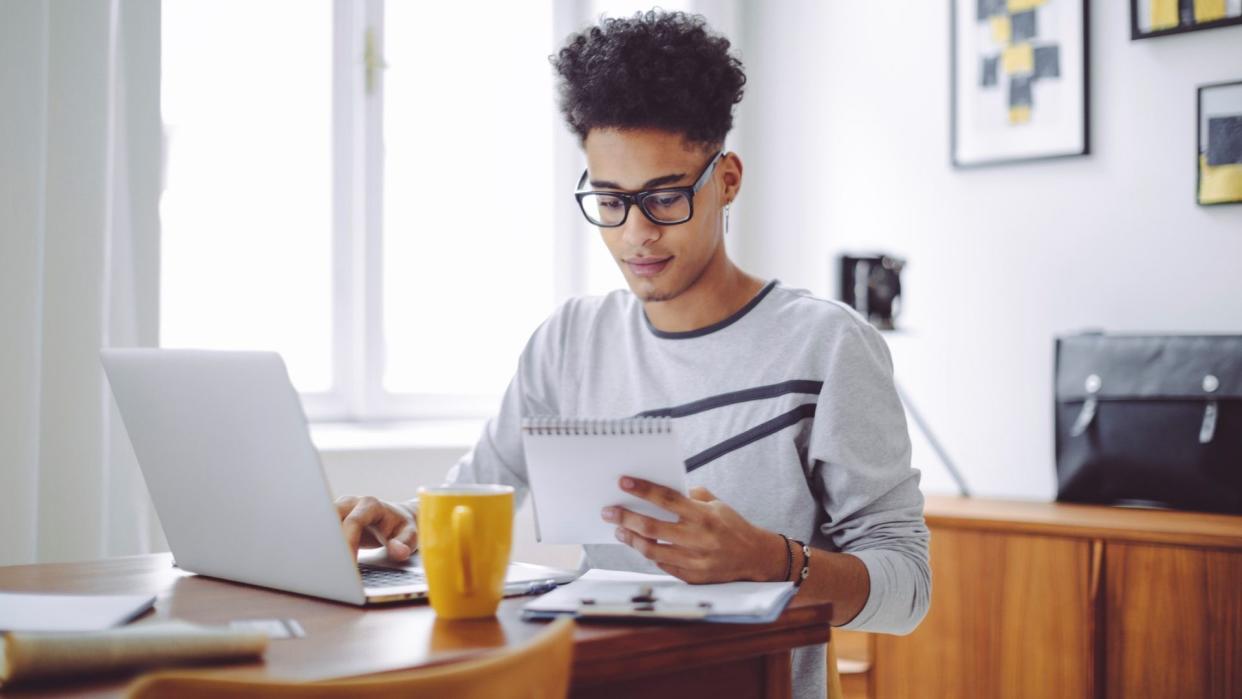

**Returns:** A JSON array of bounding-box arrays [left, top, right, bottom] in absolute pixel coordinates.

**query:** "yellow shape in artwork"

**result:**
[[991, 15, 1012, 44], [1150, 0, 1179, 30], [1002, 43, 1034, 74], [1194, 0, 1226, 22], [1007, 0, 1046, 11], [1199, 155, 1242, 205], [1009, 106, 1032, 125]]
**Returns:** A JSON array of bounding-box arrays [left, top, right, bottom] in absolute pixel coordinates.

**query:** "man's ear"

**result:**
[[721, 152, 743, 203]]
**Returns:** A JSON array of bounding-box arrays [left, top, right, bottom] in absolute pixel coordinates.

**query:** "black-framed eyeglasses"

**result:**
[[574, 151, 724, 228]]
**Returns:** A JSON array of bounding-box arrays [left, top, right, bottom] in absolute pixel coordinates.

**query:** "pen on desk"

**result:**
[[525, 579, 561, 595], [504, 578, 561, 598]]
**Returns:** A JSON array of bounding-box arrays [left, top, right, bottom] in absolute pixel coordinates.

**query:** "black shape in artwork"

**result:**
[[1009, 76, 1034, 108], [1207, 115, 1242, 166], [1178, 0, 1195, 26], [976, 0, 1007, 21], [981, 56, 1000, 87], [1033, 45, 1061, 80], [1011, 10, 1038, 41]]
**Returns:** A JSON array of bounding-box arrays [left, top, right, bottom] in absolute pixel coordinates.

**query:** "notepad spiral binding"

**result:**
[[521, 416, 672, 436]]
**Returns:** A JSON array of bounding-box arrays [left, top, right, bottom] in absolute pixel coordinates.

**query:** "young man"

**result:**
[[336, 10, 929, 698]]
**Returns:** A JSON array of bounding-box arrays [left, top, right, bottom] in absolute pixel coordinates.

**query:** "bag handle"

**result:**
[[1070, 374, 1101, 437], [1200, 374, 1219, 444]]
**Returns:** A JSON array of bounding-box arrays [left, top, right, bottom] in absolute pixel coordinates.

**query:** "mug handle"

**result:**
[[451, 505, 474, 596]]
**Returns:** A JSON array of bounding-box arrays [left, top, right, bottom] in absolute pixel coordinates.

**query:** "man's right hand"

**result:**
[[334, 495, 418, 561]]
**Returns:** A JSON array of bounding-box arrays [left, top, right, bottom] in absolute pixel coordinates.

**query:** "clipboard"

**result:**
[[521, 569, 797, 624]]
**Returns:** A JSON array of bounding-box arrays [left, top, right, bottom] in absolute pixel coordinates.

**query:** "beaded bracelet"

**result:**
[[779, 533, 793, 582], [792, 540, 811, 587]]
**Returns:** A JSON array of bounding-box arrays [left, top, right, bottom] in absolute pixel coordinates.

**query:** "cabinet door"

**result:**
[[1106, 543, 1242, 699], [874, 528, 1098, 699]]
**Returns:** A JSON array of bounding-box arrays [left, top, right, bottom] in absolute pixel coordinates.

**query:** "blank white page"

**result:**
[[0, 592, 155, 632], [521, 418, 687, 544]]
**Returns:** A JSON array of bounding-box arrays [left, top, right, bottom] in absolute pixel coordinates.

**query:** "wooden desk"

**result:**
[[0, 554, 831, 699]]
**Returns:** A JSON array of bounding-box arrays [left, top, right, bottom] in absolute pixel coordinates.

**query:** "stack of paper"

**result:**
[[522, 569, 796, 624], [0, 620, 267, 685], [0, 594, 268, 685]]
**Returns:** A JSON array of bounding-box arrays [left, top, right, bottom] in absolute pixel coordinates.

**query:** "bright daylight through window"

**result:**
[[382, 2, 554, 398], [160, 1, 560, 419], [160, 1, 334, 394]]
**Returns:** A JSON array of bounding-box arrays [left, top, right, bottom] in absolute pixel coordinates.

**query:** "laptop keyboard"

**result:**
[[358, 563, 425, 588]]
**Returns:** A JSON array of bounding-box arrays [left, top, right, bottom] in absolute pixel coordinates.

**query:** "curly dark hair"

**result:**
[[550, 10, 746, 148]]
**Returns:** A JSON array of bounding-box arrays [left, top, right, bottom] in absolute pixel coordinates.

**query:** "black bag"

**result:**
[[1054, 333, 1242, 514]]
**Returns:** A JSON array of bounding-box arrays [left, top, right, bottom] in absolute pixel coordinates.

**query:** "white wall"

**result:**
[[733, 1, 1242, 500]]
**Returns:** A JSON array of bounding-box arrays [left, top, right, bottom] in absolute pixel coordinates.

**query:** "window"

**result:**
[[160, 1, 335, 393], [381, 2, 555, 400], [160, 1, 574, 421]]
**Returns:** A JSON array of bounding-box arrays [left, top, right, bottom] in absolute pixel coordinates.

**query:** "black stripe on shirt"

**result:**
[[683, 402, 817, 473], [636, 380, 824, 419]]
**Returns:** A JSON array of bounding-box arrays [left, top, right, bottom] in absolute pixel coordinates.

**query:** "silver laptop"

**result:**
[[101, 348, 574, 605]]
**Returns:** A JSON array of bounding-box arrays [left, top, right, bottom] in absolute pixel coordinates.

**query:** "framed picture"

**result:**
[[1198, 80, 1242, 206], [951, 0, 1089, 168], [1131, 0, 1242, 40]]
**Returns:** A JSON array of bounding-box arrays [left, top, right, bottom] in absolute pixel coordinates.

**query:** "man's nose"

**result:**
[[620, 207, 662, 248]]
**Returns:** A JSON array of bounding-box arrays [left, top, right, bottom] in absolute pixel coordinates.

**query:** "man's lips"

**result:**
[[625, 256, 673, 277]]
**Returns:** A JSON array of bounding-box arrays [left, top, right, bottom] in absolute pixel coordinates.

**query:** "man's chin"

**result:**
[[627, 278, 679, 303]]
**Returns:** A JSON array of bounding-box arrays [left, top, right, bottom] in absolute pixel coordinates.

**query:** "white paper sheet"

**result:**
[[522, 422, 688, 544], [0, 592, 155, 632]]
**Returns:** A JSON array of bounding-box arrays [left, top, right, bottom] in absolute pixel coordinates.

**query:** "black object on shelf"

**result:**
[[839, 254, 904, 330], [1055, 332, 1242, 514]]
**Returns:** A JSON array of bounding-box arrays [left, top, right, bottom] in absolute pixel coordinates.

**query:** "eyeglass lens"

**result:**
[[579, 191, 692, 226]]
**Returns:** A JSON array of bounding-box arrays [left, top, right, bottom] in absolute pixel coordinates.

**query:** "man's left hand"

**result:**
[[602, 476, 785, 584]]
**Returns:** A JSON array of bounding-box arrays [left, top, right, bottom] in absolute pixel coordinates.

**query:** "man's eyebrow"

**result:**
[[589, 172, 688, 191]]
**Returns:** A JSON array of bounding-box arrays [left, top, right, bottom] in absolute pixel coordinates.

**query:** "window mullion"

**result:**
[[330, 0, 370, 421], [360, 0, 387, 421]]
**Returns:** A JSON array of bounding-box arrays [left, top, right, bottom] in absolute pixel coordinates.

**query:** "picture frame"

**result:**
[[1131, 0, 1242, 40], [951, 0, 1090, 168], [1197, 80, 1242, 206]]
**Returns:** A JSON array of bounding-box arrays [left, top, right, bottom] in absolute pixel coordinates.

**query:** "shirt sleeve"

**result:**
[[808, 315, 931, 635], [439, 302, 568, 509]]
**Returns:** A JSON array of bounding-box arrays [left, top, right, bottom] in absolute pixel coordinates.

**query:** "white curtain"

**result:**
[[0, 0, 163, 565]]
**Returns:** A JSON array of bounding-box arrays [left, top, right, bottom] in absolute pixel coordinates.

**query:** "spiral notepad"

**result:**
[[521, 417, 688, 545]]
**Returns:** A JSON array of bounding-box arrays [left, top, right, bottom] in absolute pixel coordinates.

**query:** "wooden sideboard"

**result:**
[[836, 495, 1242, 699]]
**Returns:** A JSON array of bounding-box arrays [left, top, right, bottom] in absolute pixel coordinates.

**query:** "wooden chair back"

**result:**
[[127, 617, 576, 699]]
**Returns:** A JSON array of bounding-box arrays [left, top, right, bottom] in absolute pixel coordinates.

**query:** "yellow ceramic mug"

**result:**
[[417, 484, 514, 619]]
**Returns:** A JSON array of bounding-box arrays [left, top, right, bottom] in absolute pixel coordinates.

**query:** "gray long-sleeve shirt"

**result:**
[[445, 280, 931, 699]]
